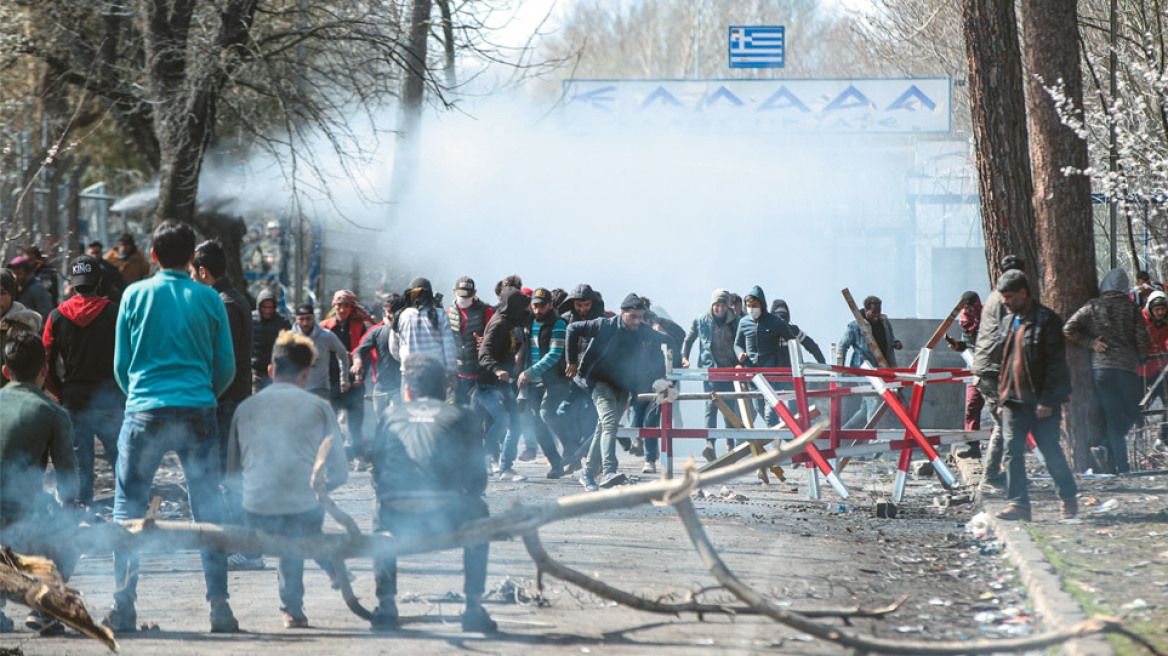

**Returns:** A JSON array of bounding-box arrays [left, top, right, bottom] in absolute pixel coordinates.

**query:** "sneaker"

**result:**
[[641, 462, 657, 474], [546, 466, 564, 479], [461, 603, 497, 633], [517, 447, 537, 462], [26, 611, 64, 636], [701, 444, 717, 463], [209, 602, 240, 633], [497, 468, 527, 482], [227, 553, 265, 571], [580, 474, 599, 492], [995, 505, 1032, 522], [599, 472, 627, 488], [101, 604, 137, 635], [1060, 497, 1078, 520], [564, 458, 583, 475], [629, 439, 644, 457], [370, 603, 399, 632], [1090, 446, 1114, 474], [488, 457, 500, 473], [283, 610, 309, 629]]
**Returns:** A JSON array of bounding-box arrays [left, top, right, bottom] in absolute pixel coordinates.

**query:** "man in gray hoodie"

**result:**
[[1064, 268, 1151, 474], [291, 303, 351, 399]]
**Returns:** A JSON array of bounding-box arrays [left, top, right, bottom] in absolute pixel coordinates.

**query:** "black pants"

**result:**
[[332, 383, 366, 452], [527, 381, 573, 468], [373, 496, 489, 603], [1094, 367, 1140, 473]]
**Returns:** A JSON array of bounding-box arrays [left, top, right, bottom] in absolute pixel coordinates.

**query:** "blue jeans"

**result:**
[[526, 381, 572, 469], [1093, 367, 1140, 473], [630, 399, 660, 463], [843, 396, 879, 429], [61, 380, 125, 506], [479, 384, 517, 469], [1002, 401, 1077, 509], [113, 407, 229, 605]]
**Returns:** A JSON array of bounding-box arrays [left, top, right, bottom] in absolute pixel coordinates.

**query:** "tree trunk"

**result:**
[[388, 0, 433, 221], [436, 0, 457, 90], [961, 0, 1040, 285], [196, 210, 249, 294], [65, 156, 92, 257], [1019, 0, 1100, 472]]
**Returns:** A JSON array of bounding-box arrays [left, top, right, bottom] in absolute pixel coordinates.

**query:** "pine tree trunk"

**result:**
[[1019, 0, 1101, 472], [961, 0, 1040, 285]]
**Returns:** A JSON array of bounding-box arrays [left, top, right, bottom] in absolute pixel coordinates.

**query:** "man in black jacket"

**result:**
[[479, 287, 531, 481], [251, 288, 290, 392], [42, 255, 124, 507], [368, 353, 495, 634], [566, 293, 666, 490], [191, 240, 259, 571], [994, 271, 1078, 522]]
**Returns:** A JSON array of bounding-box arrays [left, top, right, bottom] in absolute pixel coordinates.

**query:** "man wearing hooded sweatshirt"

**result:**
[[291, 304, 351, 399], [566, 294, 667, 490], [251, 288, 291, 392], [479, 287, 531, 481], [1141, 291, 1168, 448], [43, 255, 125, 507], [682, 289, 740, 462], [1065, 268, 1151, 474], [0, 268, 42, 387], [734, 285, 800, 427], [557, 284, 606, 465]]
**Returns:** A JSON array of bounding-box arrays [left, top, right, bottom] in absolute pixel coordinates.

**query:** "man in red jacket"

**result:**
[[1141, 291, 1168, 449], [43, 255, 125, 508], [322, 290, 371, 459]]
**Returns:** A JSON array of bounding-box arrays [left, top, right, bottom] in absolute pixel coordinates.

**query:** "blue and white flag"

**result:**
[[729, 26, 785, 68]]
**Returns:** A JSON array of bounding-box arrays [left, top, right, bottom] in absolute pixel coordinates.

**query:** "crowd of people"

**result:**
[[2, 224, 1167, 637]]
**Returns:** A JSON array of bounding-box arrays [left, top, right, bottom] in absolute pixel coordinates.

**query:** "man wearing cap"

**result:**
[[447, 276, 494, 408], [86, 241, 126, 302], [105, 233, 151, 285], [993, 270, 1077, 522], [517, 288, 574, 478], [8, 256, 53, 319], [43, 255, 125, 507], [682, 289, 741, 462], [566, 293, 668, 490], [390, 277, 458, 384], [291, 304, 351, 400], [972, 255, 1026, 491], [1, 268, 43, 387], [322, 290, 372, 459]]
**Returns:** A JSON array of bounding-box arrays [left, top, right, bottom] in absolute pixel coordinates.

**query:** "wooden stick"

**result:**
[[311, 435, 373, 620], [0, 547, 118, 651]]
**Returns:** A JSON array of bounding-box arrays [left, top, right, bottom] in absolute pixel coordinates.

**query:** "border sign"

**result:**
[[729, 26, 785, 68], [562, 78, 952, 134]]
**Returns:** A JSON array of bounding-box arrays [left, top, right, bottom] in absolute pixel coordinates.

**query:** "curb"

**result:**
[[955, 457, 1113, 656]]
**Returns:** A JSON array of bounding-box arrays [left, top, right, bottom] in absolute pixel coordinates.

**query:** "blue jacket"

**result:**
[[566, 314, 666, 391], [837, 316, 899, 368], [682, 310, 739, 368], [733, 285, 798, 367], [115, 270, 235, 412]]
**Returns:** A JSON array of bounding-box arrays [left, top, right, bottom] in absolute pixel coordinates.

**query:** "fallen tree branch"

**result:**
[[522, 530, 906, 621], [72, 424, 827, 564], [0, 547, 117, 652], [311, 435, 373, 621], [673, 495, 1156, 655]]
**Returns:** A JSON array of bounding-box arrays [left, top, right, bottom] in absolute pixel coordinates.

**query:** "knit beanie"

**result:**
[[711, 288, 731, 306], [0, 268, 14, 298], [620, 293, 647, 311]]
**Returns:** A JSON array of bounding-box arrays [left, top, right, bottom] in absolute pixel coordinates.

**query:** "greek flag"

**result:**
[[729, 26, 785, 68]]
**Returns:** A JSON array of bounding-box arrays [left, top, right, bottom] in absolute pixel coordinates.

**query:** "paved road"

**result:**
[[2, 456, 1034, 655]]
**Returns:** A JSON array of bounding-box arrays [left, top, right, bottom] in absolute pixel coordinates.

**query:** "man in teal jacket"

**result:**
[[106, 220, 240, 635]]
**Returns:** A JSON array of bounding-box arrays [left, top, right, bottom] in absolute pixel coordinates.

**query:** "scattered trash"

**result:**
[[966, 512, 989, 536], [928, 598, 952, 606], [894, 625, 923, 633], [1128, 561, 1150, 570], [1121, 599, 1149, 610], [1094, 499, 1120, 513]]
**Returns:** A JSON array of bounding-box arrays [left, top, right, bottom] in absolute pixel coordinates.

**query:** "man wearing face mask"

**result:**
[[734, 286, 800, 426], [566, 294, 667, 490], [447, 277, 494, 409]]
